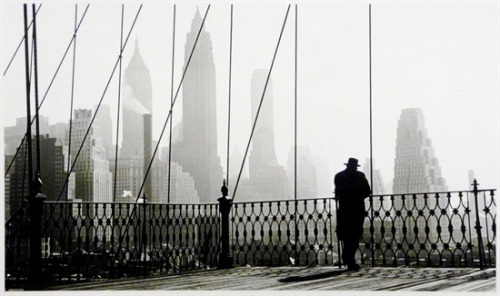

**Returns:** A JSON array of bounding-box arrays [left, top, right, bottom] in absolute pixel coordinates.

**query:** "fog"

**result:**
[[1, 1, 498, 195]]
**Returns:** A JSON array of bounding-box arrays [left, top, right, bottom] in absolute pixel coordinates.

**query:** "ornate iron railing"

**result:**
[[231, 198, 337, 266], [5, 201, 220, 286], [4, 186, 496, 288], [229, 189, 495, 268], [359, 189, 496, 268]]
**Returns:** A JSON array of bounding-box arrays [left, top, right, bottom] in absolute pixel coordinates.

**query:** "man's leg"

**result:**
[[343, 239, 360, 270]]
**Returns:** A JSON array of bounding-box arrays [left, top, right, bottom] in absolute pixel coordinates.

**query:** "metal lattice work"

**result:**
[[231, 198, 337, 266], [38, 201, 220, 283], [359, 189, 496, 267], [5, 204, 30, 287]]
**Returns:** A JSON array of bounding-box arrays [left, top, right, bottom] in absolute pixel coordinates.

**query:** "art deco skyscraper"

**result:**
[[121, 40, 152, 158], [392, 108, 448, 244], [173, 9, 223, 204], [393, 108, 447, 194]]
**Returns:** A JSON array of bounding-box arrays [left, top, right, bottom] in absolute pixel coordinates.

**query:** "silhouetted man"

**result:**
[[334, 158, 371, 271]]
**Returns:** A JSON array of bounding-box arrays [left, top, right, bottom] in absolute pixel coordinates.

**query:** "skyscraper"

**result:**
[[173, 9, 223, 204], [392, 108, 448, 244], [112, 40, 153, 201], [247, 69, 289, 201], [69, 109, 112, 203], [393, 108, 447, 194], [121, 40, 152, 158], [9, 135, 67, 215]]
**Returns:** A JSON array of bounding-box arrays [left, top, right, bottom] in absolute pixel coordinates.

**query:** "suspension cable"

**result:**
[[66, 4, 78, 201], [113, 4, 125, 203], [368, 3, 375, 267], [3, 4, 42, 77], [32, 3, 42, 178], [294, 4, 298, 202], [23, 4, 33, 198], [55, 5, 143, 202], [4, 4, 90, 178], [226, 4, 233, 187], [232, 5, 291, 201], [167, 4, 176, 204]]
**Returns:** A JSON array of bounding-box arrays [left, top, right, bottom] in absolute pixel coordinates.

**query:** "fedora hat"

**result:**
[[344, 158, 360, 167]]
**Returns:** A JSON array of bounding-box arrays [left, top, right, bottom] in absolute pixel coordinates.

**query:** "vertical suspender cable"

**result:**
[[167, 5, 176, 204], [226, 4, 233, 188], [32, 4, 41, 178], [23, 4, 33, 197], [113, 4, 125, 203], [368, 4, 375, 267], [294, 3, 299, 263], [67, 4, 78, 201]]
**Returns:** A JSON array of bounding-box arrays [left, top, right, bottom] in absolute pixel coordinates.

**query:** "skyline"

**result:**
[[1, 1, 498, 194]]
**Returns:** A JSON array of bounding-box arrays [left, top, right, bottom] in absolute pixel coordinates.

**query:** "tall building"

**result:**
[[110, 40, 152, 202], [246, 69, 289, 201], [393, 108, 447, 194], [69, 109, 112, 203], [173, 9, 223, 204], [121, 40, 152, 158], [392, 108, 448, 245], [287, 145, 317, 199], [4, 115, 49, 155], [9, 136, 67, 215]]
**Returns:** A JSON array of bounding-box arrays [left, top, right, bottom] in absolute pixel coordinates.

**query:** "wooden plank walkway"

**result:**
[[47, 266, 496, 292]]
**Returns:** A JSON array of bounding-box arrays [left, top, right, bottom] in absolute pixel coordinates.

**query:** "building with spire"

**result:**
[[246, 69, 289, 201], [392, 108, 448, 246], [121, 39, 152, 158], [173, 9, 223, 204]]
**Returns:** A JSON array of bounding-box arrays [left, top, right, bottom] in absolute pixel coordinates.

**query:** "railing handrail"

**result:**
[[39, 188, 496, 206], [43, 200, 220, 206]]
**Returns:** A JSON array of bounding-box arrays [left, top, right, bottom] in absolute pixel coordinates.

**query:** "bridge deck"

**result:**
[[48, 266, 496, 292]]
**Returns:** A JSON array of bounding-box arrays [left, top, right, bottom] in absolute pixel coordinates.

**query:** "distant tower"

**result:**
[[287, 145, 317, 198], [393, 108, 447, 193], [392, 108, 448, 245], [247, 69, 289, 201], [121, 39, 152, 158], [173, 9, 223, 204]]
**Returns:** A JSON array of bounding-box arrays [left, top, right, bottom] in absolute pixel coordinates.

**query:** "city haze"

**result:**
[[1, 1, 498, 197]]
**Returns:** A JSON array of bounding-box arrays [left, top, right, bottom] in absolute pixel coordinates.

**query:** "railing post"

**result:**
[[218, 180, 233, 269], [472, 179, 485, 269], [141, 193, 148, 275], [27, 174, 47, 290]]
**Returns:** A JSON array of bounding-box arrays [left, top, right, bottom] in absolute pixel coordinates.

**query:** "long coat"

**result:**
[[334, 169, 371, 241]]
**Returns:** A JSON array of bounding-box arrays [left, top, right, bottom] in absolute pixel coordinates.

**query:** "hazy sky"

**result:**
[[1, 0, 498, 194]]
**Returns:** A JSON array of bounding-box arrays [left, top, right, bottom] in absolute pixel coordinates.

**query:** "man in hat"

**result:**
[[334, 157, 371, 271]]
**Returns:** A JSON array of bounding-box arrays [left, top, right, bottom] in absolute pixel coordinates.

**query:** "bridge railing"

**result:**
[[5, 185, 495, 288], [5, 201, 220, 287], [232, 188, 496, 268]]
